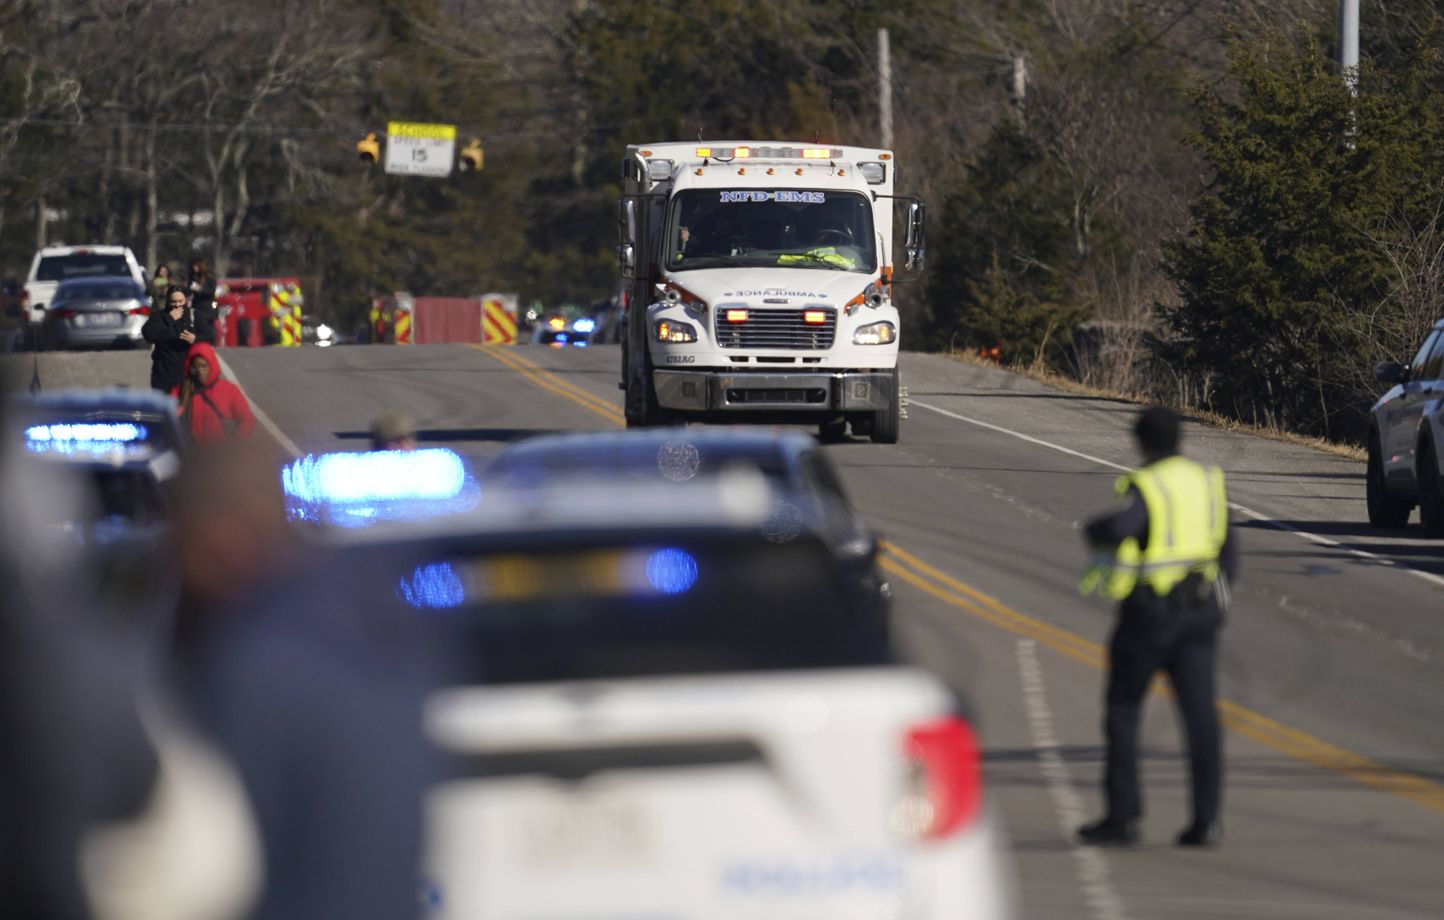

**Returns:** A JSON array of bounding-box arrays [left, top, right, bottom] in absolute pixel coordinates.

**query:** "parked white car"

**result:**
[[24, 244, 147, 327]]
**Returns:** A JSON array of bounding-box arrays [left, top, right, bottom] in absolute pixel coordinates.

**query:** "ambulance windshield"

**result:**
[[666, 190, 876, 273]]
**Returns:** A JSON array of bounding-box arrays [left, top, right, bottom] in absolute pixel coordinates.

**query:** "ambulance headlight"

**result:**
[[852, 321, 896, 346], [654, 319, 697, 343]]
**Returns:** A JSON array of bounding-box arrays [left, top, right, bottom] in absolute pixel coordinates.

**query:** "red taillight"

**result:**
[[129, 305, 150, 316], [53, 308, 76, 319], [899, 717, 981, 840]]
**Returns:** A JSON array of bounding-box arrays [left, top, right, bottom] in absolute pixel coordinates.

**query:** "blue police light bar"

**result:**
[[572, 317, 597, 334], [282, 449, 468, 505], [398, 562, 466, 610], [25, 422, 153, 458], [646, 547, 699, 595], [26, 422, 148, 444]]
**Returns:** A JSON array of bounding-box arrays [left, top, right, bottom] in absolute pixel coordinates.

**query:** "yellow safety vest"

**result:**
[[1080, 456, 1229, 601], [777, 246, 856, 270]]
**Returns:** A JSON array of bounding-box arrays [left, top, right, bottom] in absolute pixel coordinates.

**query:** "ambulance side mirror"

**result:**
[[905, 201, 926, 273], [617, 198, 639, 278]]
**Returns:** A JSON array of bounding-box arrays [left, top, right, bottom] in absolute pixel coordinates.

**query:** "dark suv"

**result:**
[[1368, 319, 1444, 535]]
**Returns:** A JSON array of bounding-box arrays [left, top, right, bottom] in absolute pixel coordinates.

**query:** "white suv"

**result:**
[[1367, 318, 1444, 535], [314, 465, 1019, 920], [24, 245, 147, 326]]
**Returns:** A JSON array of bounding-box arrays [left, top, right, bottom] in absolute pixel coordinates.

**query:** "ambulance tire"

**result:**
[[819, 416, 848, 443], [626, 363, 671, 428], [870, 369, 900, 444]]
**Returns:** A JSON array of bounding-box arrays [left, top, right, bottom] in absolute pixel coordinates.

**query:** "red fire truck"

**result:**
[[215, 277, 304, 347]]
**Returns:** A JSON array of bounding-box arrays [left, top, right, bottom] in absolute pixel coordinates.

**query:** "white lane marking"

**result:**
[[911, 398, 1444, 590], [1015, 639, 1130, 920], [215, 353, 303, 458]]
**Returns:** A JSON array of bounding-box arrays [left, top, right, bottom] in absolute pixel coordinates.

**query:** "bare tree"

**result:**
[[185, 0, 368, 275], [1336, 196, 1444, 398]]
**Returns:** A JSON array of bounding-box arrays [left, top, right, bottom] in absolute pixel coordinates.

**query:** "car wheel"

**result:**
[[1418, 444, 1444, 537], [1366, 434, 1412, 528]]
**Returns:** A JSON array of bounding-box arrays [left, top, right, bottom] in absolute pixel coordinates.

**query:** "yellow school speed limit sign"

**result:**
[[385, 122, 457, 178]]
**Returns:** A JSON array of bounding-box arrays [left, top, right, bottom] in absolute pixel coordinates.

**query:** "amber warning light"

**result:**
[[725, 309, 749, 323], [804, 310, 828, 325]]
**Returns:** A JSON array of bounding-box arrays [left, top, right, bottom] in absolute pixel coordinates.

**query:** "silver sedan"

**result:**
[[39, 276, 152, 350]]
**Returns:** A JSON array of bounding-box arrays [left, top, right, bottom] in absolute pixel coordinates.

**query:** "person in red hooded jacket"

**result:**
[[171, 343, 256, 443]]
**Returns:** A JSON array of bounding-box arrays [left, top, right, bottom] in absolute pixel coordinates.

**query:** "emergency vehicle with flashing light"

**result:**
[[311, 463, 1016, 920], [215, 277, 305, 347], [616, 143, 925, 443]]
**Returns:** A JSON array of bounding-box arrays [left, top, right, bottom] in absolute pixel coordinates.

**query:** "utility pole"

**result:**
[[878, 28, 893, 149], [1339, 0, 1359, 95]]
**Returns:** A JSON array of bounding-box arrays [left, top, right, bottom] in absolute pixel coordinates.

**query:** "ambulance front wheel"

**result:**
[[870, 368, 900, 444]]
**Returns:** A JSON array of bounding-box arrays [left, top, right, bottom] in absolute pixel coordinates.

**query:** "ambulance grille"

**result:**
[[716, 307, 836, 350]]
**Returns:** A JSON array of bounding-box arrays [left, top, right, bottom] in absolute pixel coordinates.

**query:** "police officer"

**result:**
[[1077, 407, 1237, 848]]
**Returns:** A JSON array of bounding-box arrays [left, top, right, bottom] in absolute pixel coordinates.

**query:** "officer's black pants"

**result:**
[[1103, 585, 1222, 826]]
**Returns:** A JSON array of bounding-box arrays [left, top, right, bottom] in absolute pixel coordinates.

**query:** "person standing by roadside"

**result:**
[[171, 343, 254, 444], [186, 260, 218, 346], [1076, 407, 1237, 849], [150, 264, 172, 312], [142, 286, 195, 393]]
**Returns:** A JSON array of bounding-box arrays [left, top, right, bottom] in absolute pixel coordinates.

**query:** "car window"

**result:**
[[1410, 331, 1440, 376], [384, 534, 887, 684], [91, 469, 167, 526], [36, 255, 131, 282], [802, 452, 850, 504], [488, 444, 791, 489], [1420, 333, 1444, 382], [57, 281, 143, 301]]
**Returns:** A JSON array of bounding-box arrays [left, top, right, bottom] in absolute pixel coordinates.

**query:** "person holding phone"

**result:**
[[142, 285, 196, 392]]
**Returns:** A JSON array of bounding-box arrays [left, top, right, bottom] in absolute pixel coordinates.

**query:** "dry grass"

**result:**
[[943, 350, 1367, 462]]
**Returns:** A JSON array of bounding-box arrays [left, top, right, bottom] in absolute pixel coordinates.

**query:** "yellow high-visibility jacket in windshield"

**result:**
[[777, 247, 856, 270], [1079, 456, 1229, 601]]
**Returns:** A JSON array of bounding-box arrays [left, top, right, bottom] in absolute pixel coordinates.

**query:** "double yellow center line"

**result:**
[[880, 542, 1444, 816], [469, 343, 625, 426], [474, 343, 1444, 818]]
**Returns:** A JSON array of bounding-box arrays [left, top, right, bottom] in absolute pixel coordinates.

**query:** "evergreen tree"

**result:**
[[1164, 35, 1444, 435]]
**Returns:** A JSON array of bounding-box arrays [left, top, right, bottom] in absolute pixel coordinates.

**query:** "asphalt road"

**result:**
[[19, 342, 1444, 918]]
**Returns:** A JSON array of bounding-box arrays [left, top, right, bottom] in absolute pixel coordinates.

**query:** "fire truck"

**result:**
[[616, 142, 924, 443], [215, 277, 304, 347]]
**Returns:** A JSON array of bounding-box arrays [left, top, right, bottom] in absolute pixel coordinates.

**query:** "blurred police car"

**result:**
[[485, 428, 890, 613], [8, 389, 184, 612], [11, 389, 184, 523], [310, 459, 1015, 920], [532, 312, 598, 348]]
